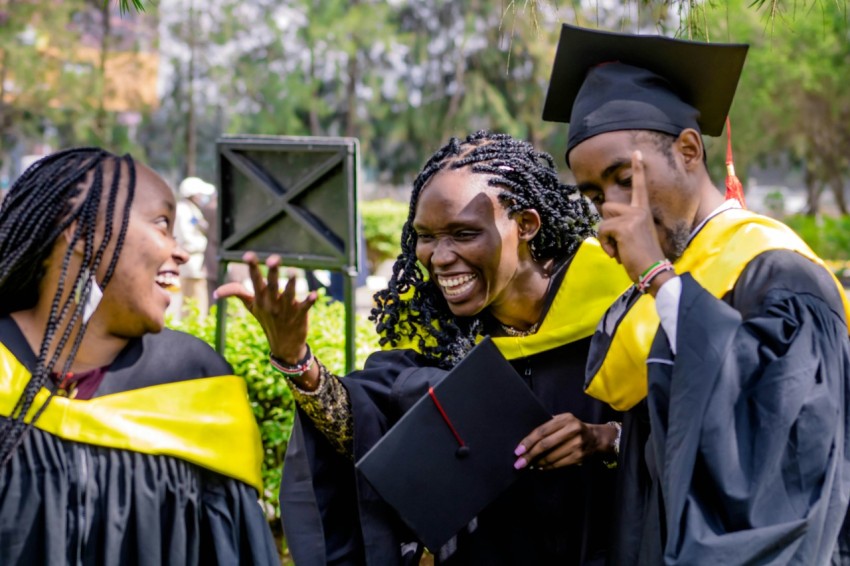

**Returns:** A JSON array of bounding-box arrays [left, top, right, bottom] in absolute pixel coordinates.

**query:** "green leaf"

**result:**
[[116, 0, 146, 14]]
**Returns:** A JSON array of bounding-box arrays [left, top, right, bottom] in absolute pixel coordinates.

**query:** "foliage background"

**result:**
[[168, 297, 381, 522], [360, 198, 409, 271], [6, 0, 848, 214]]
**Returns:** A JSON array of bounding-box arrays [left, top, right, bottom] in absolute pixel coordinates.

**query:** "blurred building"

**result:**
[[1, 3, 158, 182]]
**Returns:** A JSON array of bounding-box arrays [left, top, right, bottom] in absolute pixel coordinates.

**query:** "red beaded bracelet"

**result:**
[[270, 344, 314, 377]]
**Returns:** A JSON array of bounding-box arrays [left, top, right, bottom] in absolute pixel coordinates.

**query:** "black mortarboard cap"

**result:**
[[542, 24, 748, 163], [355, 337, 551, 551]]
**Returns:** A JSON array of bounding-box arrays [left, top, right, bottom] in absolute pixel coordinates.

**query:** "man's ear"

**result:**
[[515, 209, 542, 242], [676, 129, 704, 170]]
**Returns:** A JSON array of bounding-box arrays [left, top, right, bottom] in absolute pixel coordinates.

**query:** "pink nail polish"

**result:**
[[514, 444, 526, 457], [514, 457, 527, 470]]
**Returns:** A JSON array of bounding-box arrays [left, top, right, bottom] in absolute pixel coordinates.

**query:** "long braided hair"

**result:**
[[0, 148, 136, 467], [370, 131, 598, 368]]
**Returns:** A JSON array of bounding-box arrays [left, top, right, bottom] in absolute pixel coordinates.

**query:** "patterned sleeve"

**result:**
[[287, 359, 354, 458]]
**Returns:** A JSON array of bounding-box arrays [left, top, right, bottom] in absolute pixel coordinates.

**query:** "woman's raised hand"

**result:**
[[214, 252, 318, 368]]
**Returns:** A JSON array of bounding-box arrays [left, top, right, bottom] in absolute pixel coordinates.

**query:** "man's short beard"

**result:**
[[660, 220, 690, 263]]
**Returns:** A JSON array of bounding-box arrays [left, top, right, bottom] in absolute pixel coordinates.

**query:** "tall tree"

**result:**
[[0, 1, 89, 166], [698, 0, 850, 214]]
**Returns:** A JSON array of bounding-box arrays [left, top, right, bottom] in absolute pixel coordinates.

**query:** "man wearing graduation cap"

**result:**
[[540, 24, 850, 565]]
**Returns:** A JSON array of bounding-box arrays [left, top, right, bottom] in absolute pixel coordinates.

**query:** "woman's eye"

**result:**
[[416, 233, 434, 242], [618, 176, 632, 188], [155, 217, 170, 230], [454, 231, 478, 240]]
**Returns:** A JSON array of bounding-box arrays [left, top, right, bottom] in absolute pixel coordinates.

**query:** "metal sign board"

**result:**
[[214, 135, 361, 372], [216, 135, 360, 272]]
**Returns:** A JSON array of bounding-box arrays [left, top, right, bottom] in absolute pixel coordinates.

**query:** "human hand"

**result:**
[[213, 252, 317, 364], [513, 413, 617, 470], [596, 150, 667, 282]]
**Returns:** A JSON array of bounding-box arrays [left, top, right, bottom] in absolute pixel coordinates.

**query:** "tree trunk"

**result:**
[[803, 165, 823, 216], [184, 0, 197, 178], [441, 48, 466, 138], [829, 172, 847, 215], [344, 54, 357, 138], [96, 0, 111, 144], [307, 44, 320, 136]]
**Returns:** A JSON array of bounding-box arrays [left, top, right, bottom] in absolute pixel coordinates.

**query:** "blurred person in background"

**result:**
[[174, 176, 215, 317], [199, 182, 220, 307]]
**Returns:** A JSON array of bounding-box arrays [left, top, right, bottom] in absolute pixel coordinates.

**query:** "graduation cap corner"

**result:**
[[542, 23, 749, 138]]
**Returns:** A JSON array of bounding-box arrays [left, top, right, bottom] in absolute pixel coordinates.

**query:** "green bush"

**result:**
[[168, 297, 381, 521], [361, 198, 409, 271], [783, 214, 850, 261]]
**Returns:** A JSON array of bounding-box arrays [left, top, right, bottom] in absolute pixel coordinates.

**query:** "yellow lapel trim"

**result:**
[[0, 344, 263, 492], [585, 209, 850, 411], [489, 238, 632, 359]]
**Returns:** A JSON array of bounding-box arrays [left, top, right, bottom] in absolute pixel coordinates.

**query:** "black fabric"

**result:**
[[566, 62, 700, 164], [355, 338, 552, 551], [609, 251, 850, 565], [585, 286, 642, 384], [539, 24, 748, 165], [0, 321, 279, 566], [281, 305, 620, 565], [0, 424, 278, 566], [0, 316, 233, 395]]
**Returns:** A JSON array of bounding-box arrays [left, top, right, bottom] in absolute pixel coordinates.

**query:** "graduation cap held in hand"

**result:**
[[542, 24, 748, 167], [355, 337, 551, 551]]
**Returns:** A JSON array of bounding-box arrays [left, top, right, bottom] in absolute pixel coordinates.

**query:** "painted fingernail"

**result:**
[[514, 458, 527, 470], [635, 150, 643, 161], [211, 291, 219, 300], [514, 444, 526, 457]]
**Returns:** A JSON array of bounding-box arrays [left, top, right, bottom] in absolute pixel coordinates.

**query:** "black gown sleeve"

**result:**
[[645, 251, 850, 565], [0, 326, 279, 566], [280, 348, 445, 566], [0, 424, 279, 566]]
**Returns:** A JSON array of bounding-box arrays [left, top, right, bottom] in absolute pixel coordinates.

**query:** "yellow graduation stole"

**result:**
[[0, 344, 264, 492], [387, 238, 633, 359], [585, 209, 850, 412], [489, 238, 633, 360]]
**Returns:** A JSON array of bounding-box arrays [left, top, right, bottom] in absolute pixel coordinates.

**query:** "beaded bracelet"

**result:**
[[636, 259, 675, 294], [602, 421, 622, 469], [270, 344, 315, 377], [607, 421, 623, 456]]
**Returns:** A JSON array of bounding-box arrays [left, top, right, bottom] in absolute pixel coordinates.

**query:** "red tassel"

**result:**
[[724, 117, 746, 208]]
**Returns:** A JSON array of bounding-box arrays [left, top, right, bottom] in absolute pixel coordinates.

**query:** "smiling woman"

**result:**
[[217, 131, 635, 565], [0, 148, 278, 565]]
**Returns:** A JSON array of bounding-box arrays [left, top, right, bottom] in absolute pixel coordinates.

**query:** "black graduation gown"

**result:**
[[0, 317, 279, 566], [609, 250, 850, 565], [281, 340, 620, 566]]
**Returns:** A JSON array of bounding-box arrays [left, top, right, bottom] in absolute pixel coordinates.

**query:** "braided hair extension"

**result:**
[[0, 148, 136, 467], [370, 131, 598, 367]]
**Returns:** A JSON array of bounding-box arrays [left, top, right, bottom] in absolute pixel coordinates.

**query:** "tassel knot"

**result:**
[[724, 117, 746, 208]]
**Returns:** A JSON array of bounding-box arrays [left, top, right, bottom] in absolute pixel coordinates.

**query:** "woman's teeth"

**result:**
[[438, 274, 476, 297], [155, 273, 181, 292]]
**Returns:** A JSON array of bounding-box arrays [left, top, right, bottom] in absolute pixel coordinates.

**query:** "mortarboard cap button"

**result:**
[[455, 445, 470, 459]]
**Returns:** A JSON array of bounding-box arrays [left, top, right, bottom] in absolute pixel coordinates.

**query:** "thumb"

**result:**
[[213, 282, 254, 309]]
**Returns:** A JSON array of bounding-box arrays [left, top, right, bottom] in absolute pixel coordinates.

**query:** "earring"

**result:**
[[74, 268, 103, 324]]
